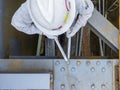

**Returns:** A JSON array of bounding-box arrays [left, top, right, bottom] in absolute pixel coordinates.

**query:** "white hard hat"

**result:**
[[27, 0, 76, 36]]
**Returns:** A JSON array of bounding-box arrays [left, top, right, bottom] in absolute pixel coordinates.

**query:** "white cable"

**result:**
[[54, 38, 68, 62]]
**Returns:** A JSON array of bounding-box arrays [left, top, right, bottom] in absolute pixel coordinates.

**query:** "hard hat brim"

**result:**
[[27, 0, 76, 36]]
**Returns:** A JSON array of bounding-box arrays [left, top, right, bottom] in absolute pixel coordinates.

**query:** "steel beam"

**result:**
[[0, 59, 118, 72], [0, 59, 54, 73], [0, 0, 4, 58], [45, 38, 55, 56], [0, 59, 118, 89], [36, 35, 42, 56], [88, 9, 119, 53]]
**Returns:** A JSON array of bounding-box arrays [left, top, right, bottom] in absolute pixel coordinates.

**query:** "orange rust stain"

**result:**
[[102, 23, 117, 34], [8, 60, 24, 72], [102, 27, 108, 33]]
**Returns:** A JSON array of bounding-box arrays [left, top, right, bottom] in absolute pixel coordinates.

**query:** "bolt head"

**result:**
[[96, 61, 101, 65], [91, 84, 95, 89], [76, 61, 81, 65], [61, 84, 65, 89], [107, 61, 112, 66], [102, 67, 106, 72], [61, 67, 65, 72], [55, 61, 60, 65], [71, 67, 76, 72], [101, 84, 106, 88], [86, 61, 91, 66], [66, 61, 70, 65], [91, 67, 95, 72], [71, 84, 76, 89]]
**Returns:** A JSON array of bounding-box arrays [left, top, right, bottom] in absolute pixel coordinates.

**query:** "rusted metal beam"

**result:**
[[81, 26, 91, 56], [0, 59, 118, 72]]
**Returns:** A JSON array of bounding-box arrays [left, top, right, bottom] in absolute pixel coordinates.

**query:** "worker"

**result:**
[[66, 0, 94, 38], [11, 0, 94, 39]]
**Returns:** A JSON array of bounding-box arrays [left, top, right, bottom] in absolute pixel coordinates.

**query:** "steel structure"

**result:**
[[88, 9, 119, 52], [0, 59, 118, 90], [54, 60, 117, 90], [0, 0, 4, 58], [0, 1, 119, 90]]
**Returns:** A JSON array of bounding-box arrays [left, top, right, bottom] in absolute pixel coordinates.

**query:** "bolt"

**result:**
[[61, 67, 65, 72], [76, 61, 81, 65], [101, 84, 106, 88], [77, 80, 81, 83], [107, 61, 112, 66], [86, 61, 91, 66], [71, 84, 76, 89], [91, 67, 95, 72], [96, 61, 101, 65], [102, 67, 106, 72], [55, 61, 60, 65], [66, 61, 70, 65], [61, 84, 65, 89], [71, 67, 76, 72], [91, 84, 95, 89]]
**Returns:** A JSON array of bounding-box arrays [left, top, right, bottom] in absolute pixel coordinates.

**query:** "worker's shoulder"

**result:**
[[77, 0, 94, 15], [18, 1, 29, 13], [20, 1, 28, 9], [76, 0, 93, 7]]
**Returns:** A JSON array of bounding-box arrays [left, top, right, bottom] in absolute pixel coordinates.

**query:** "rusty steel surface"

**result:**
[[0, 59, 54, 73], [0, 59, 118, 72]]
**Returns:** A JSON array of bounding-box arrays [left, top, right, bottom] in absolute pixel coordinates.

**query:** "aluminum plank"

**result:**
[[0, 74, 50, 89]]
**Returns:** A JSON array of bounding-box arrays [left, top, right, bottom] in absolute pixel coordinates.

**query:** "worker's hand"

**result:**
[[66, 27, 79, 38], [44, 33, 58, 39]]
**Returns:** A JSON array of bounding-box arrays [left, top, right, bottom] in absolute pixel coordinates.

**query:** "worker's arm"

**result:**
[[66, 0, 94, 38], [11, 1, 42, 35]]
